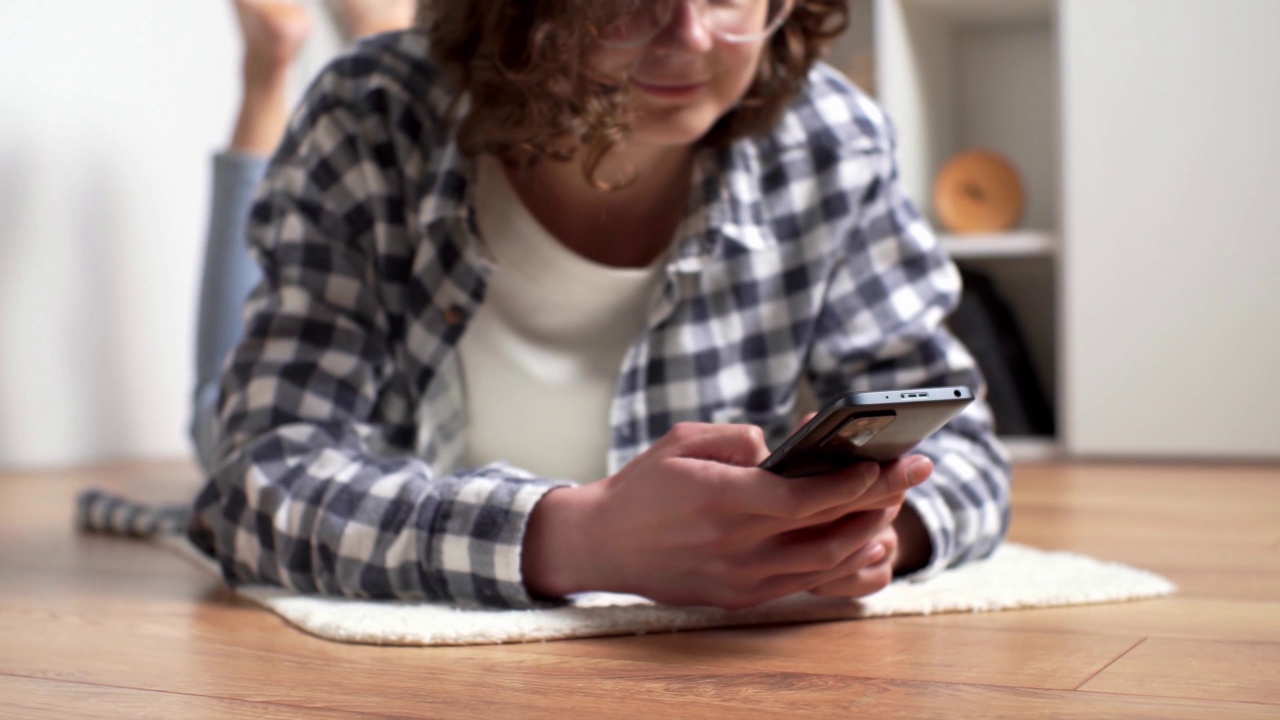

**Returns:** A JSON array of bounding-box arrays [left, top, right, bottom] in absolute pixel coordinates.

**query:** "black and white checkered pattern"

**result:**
[[179, 29, 1010, 608], [77, 490, 191, 539]]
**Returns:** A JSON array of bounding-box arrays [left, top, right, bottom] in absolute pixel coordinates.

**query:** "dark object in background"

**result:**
[[949, 269, 1056, 437]]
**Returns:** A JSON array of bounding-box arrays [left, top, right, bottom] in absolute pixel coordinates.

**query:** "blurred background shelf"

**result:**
[[1002, 436, 1062, 463], [829, 0, 1280, 461], [940, 231, 1057, 259], [833, 0, 1064, 454]]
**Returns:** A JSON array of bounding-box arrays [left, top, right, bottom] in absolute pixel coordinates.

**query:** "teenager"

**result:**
[[188, 0, 1011, 610]]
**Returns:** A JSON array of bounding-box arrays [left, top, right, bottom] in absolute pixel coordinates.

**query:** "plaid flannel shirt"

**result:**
[[185, 30, 1010, 608]]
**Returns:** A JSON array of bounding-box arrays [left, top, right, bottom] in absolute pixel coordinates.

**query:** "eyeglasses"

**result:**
[[597, 0, 796, 49]]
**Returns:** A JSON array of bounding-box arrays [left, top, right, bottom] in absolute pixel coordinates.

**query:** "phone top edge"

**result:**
[[825, 385, 975, 409]]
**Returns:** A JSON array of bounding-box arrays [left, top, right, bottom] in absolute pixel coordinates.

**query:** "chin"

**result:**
[[629, 128, 707, 148], [629, 109, 725, 149]]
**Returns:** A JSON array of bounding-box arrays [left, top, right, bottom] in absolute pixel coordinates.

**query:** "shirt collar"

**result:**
[[419, 131, 781, 281], [667, 139, 778, 274]]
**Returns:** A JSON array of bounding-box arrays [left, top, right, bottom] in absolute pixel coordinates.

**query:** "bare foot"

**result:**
[[232, 0, 313, 86], [329, 0, 416, 40], [228, 0, 312, 154]]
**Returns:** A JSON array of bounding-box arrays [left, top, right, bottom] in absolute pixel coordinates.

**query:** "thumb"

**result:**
[[669, 422, 772, 467], [790, 411, 817, 435]]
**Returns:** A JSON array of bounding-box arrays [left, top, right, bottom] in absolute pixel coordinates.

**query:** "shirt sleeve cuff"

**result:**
[[898, 485, 957, 582], [429, 466, 574, 609]]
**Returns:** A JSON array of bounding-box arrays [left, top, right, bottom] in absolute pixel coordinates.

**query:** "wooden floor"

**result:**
[[1, 460, 1277, 719]]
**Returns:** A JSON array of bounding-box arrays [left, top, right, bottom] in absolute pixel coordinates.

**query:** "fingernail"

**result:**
[[860, 463, 880, 483], [907, 456, 932, 484], [864, 542, 886, 564]]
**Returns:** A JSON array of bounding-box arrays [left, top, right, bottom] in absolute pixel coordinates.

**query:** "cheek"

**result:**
[[710, 45, 765, 113]]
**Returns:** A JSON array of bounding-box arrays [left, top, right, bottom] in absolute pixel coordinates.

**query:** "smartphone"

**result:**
[[759, 386, 975, 478]]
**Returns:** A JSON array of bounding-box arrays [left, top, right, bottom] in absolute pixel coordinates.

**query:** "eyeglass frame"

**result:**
[[595, 0, 798, 49]]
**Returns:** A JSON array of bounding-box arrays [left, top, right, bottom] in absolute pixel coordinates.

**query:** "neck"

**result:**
[[503, 143, 695, 268]]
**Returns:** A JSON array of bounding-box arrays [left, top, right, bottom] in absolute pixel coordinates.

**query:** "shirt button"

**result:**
[[442, 306, 468, 326]]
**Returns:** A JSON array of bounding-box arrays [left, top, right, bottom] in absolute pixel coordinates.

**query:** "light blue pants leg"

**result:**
[[190, 152, 269, 474]]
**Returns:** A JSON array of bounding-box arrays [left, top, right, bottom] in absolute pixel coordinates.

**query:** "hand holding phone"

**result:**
[[759, 386, 974, 478]]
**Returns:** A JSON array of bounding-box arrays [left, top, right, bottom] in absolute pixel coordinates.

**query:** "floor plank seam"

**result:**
[[1073, 687, 1280, 708], [1127, 636, 1280, 648], [0, 671, 421, 719], [1073, 636, 1147, 691], [488, 654, 1129, 697]]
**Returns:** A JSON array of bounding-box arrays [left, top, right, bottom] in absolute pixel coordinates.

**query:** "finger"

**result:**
[[665, 422, 772, 467], [743, 455, 913, 520], [728, 452, 932, 524], [807, 557, 895, 599], [748, 507, 898, 577], [723, 462, 881, 519], [809, 526, 900, 598], [714, 521, 901, 608], [774, 489, 907, 533], [811, 454, 934, 509], [738, 535, 892, 605], [789, 411, 818, 435]]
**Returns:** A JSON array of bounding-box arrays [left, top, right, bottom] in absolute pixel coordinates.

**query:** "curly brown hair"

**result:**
[[419, 0, 848, 185]]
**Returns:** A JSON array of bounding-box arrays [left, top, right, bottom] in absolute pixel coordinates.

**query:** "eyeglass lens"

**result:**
[[598, 0, 793, 47]]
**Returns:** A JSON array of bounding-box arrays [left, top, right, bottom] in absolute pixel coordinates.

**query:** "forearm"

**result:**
[[892, 501, 931, 575], [903, 408, 1012, 578], [521, 484, 602, 599], [191, 422, 569, 606]]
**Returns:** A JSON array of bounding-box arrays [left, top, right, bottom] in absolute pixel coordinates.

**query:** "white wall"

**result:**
[[1062, 0, 1280, 458], [0, 1, 340, 469], [5, 2, 1276, 468]]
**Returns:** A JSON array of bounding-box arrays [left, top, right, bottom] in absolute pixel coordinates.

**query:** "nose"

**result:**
[[649, 0, 715, 54]]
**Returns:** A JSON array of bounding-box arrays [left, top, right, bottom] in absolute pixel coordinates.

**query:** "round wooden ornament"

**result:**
[[933, 150, 1025, 233]]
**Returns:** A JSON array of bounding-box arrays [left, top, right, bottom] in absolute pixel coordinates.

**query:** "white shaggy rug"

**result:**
[[160, 538, 1174, 646]]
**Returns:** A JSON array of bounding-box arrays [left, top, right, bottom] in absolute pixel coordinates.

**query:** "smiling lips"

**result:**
[[630, 77, 707, 98]]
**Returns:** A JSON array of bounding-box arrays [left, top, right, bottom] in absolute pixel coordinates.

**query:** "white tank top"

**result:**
[[458, 156, 667, 483]]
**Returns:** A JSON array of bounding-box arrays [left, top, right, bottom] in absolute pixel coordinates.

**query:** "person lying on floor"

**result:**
[[96, 0, 1012, 610]]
